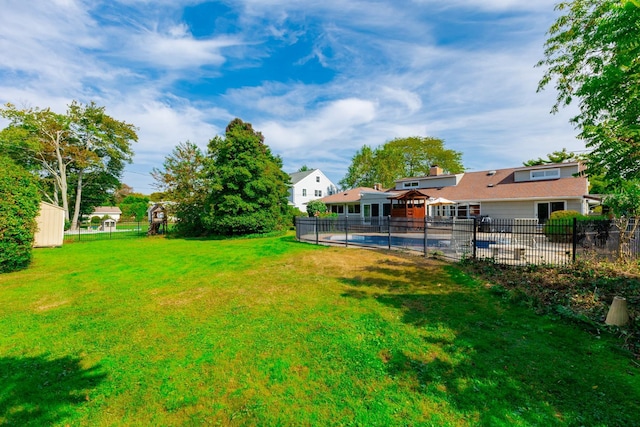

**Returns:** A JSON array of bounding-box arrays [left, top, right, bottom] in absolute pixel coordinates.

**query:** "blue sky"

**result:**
[[0, 0, 583, 193]]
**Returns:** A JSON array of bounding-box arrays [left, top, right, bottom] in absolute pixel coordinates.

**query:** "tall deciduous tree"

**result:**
[[151, 141, 208, 236], [537, 0, 640, 185], [0, 102, 137, 229], [204, 118, 290, 235], [340, 136, 464, 189]]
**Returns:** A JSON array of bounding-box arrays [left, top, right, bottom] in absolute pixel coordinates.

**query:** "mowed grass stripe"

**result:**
[[0, 234, 638, 426]]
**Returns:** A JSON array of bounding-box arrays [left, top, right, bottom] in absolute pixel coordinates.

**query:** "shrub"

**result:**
[[287, 205, 305, 227], [544, 210, 610, 244], [306, 200, 327, 217], [0, 156, 40, 273]]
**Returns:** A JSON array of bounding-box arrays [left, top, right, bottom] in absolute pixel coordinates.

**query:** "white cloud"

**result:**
[[0, 0, 583, 191], [123, 29, 241, 69]]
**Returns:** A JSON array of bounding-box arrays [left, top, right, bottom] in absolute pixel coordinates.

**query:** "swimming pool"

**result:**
[[329, 234, 497, 249]]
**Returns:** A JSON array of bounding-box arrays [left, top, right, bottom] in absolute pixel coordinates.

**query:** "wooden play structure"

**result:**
[[147, 203, 168, 235]]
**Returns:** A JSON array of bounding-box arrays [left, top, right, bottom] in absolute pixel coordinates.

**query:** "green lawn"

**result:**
[[1, 235, 638, 426]]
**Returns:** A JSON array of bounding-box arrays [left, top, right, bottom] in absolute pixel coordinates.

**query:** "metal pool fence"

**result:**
[[295, 216, 639, 266]]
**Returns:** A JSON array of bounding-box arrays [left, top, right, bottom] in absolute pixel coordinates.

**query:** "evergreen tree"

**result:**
[[204, 118, 290, 235]]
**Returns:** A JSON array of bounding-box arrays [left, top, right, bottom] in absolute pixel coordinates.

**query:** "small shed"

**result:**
[[33, 201, 65, 247], [101, 218, 116, 231]]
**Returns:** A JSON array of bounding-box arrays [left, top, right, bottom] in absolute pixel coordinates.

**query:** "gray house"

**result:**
[[321, 163, 596, 223]]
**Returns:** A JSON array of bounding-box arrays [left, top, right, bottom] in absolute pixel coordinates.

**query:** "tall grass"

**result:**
[[0, 235, 638, 425]]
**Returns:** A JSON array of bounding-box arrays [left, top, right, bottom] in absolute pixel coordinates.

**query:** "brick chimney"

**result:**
[[430, 165, 443, 176]]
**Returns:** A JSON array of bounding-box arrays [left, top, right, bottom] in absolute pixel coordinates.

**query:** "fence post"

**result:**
[[388, 215, 392, 250], [423, 216, 428, 256], [345, 216, 349, 247], [315, 216, 319, 245], [572, 217, 577, 263], [473, 216, 477, 259]]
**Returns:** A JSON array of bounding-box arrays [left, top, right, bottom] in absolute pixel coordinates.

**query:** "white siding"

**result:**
[[289, 170, 338, 210], [514, 164, 580, 182], [480, 201, 535, 219]]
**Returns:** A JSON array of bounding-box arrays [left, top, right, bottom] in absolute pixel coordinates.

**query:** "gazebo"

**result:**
[[389, 189, 431, 219]]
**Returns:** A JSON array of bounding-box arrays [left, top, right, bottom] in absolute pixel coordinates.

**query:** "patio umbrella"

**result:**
[[427, 197, 456, 205]]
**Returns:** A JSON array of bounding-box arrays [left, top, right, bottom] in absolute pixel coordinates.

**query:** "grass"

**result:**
[[0, 234, 639, 426]]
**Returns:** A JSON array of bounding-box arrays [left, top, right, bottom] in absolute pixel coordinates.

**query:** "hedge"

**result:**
[[0, 157, 40, 273]]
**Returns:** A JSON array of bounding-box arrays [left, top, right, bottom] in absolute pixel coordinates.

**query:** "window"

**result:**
[[316, 176, 320, 182], [402, 181, 419, 188], [348, 204, 361, 214], [331, 205, 344, 214], [314, 190, 322, 197], [537, 201, 566, 223], [302, 189, 307, 197], [530, 168, 560, 180]]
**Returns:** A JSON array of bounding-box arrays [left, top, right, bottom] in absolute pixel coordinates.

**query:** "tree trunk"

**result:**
[[71, 169, 84, 230], [50, 131, 70, 222]]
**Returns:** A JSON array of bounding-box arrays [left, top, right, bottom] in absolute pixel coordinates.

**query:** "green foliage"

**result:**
[[90, 216, 101, 225], [523, 148, 581, 166], [605, 181, 640, 217], [538, 0, 640, 186], [151, 141, 208, 236], [0, 101, 138, 230], [549, 210, 584, 220], [340, 136, 464, 189], [0, 156, 40, 272], [604, 182, 640, 260], [544, 210, 588, 242], [306, 200, 327, 217], [204, 118, 291, 236], [286, 205, 305, 228], [118, 194, 150, 221]]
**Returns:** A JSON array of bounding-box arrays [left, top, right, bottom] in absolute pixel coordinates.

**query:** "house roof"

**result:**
[[324, 164, 589, 205], [320, 187, 382, 204], [289, 169, 317, 184], [92, 206, 122, 214], [419, 166, 588, 202], [388, 189, 431, 200]]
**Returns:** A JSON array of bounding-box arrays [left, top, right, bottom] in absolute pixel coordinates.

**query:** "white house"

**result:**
[[88, 206, 122, 221], [288, 169, 338, 211]]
